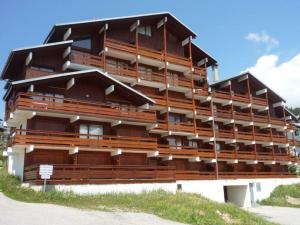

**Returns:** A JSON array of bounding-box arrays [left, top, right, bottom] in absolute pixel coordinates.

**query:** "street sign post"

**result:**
[[39, 165, 53, 192]]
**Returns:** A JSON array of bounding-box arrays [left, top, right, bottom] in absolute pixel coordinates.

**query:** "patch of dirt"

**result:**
[[216, 210, 240, 224], [286, 196, 300, 205]]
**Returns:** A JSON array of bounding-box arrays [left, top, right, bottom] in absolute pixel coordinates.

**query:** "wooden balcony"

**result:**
[[218, 150, 256, 160], [193, 66, 207, 79], [197, 127, 214, 137], [168, 121, 195, 133], [158, 145, 215, 159], [106, 38, 163, 61], [236, 131, 254, 141], [232, 93, 250, 103], [154, 120, 195, 134], [148, 94, 194, 111], [214, 109, 233, 119], [252, 96, 268, 106], [167, 76, 192, 89], [10, 129, 157, 152], [272, 134, 287, 143], [253, 114, 269, 124], [270, 118, 285, 126], [196, 106, 212, 116], [212, 90, 231, 100], [254, 132, 272, 142], [215, 130, 235, 139], [218, 171, 296, 179], [24, 164, 176, 184], [9, 92, 156, 124], [175, 171, 216, 180], [70, 50, 104, 68], [234, 111, 252, 121]]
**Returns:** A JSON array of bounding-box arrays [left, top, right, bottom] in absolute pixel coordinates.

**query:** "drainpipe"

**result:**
[[212, 63, 219, 82]]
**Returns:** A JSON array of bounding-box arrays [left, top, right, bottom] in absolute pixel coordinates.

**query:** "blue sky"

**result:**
[[1, 0, 300, 116]]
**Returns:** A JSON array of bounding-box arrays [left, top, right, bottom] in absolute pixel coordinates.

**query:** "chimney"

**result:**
[[213, 64, 219, 82]]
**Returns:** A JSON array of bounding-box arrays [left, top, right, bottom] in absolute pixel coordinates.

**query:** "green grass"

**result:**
[[260, 183, 300, 208], [0, 169, 275, 225]]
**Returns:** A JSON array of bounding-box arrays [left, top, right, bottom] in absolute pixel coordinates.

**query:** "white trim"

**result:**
[[12, 40, 73, 52], [25, 52, 32, 66], [105, 85, 115, 95], [63, 28, 72, 41], [130, 20, 140, 32]]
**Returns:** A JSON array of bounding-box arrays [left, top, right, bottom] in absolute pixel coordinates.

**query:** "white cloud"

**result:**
[[243, 54, 300, 107], [245, 31, 279, 51]]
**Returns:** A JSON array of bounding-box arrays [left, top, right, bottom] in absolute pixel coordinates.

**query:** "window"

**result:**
[[137, 26, 151, 37], [139, 66, 152, 80], [188, 140, 198, 148], [72, 37, 92, 50], [169, 114, 181, 124], [32, 92, 64, 103], [167, 137, 182, 149], [79, 124, 103, 139]]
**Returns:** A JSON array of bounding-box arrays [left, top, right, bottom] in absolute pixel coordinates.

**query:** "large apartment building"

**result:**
[[2, 12, 299, 207]]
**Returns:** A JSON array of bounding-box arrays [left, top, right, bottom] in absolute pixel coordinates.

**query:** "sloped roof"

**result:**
[[4, 69, 155, 105], [44, 12, 197, 43]]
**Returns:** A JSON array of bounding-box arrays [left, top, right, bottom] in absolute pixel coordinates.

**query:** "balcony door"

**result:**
[[79, 124, 103, 139]]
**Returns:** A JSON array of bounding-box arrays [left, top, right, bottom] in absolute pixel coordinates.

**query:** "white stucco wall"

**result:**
[[226, 185, 249, 207], [7, 149, 25, 181]]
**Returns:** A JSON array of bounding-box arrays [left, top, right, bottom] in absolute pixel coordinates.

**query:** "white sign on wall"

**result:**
[[39, 165, 53, 180]]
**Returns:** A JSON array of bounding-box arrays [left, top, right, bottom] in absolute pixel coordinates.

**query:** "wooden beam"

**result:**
[[156, 17, 167, 29], [273, 101, 284, 108], [197, 58, 208, 67], [66, 78, 75, 90], [237, 74, 248, 82], [98, 24, 109, 35], [26, 145, 34, 153], [69, 147, 79, 155], [147, 151, 159, 158], [63, 28, 72, 41], [220, 80, 231, 88], [182, 36, 192, 46], [130, 20, 140, 32], [62, 61, 70, 71], [162, 155, 172, 161], [111, 149, 122, 156], [188, 156, 200, 162], [25, 52, 33, 66], [139, 103, 149, 110], [63, 46, 71, 58], [27, 84, 34, 92], [111, 120, 122, 127], [105, 85, 115, 95], [256, 88, 267, 96], [70, 116, 80, 123]]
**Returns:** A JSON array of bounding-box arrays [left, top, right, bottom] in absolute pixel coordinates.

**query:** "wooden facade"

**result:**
[[2, 13, 298, 185]]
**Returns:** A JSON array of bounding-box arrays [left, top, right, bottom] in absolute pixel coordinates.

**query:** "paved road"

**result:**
[[0, 193, 185, 225], [247, 205, 300, 225]]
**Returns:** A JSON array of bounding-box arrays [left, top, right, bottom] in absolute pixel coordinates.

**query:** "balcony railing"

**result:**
[[175, 171, 216, 180], [70, 49, 104, 68], [154, 120, 195, 133], [158, 145, 215, 159], [197, 127, 214, 137], [253, 114, 269, 124], [24, 164, 176, 184], [212, 90, 231, 100], [147, 94, 194, 111], [196, 106, 212, 116], [215, 130, 235, 139], [232, 93, 250, 103], [252, 96, 268, 106], [214, 109, 233, 119], [8, 92, 156, 123], [218, 171, 295, 179], [10, 129, 157, 151]]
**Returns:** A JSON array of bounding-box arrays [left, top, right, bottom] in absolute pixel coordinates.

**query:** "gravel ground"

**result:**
[[247, 205, 300, 225], [0, 193, 185, 225]]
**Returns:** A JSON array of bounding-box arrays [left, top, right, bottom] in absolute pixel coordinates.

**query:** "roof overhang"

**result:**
[[44, 12, 197, 43], [4, 69, 155, 105], [1, 40, 73, 80]]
